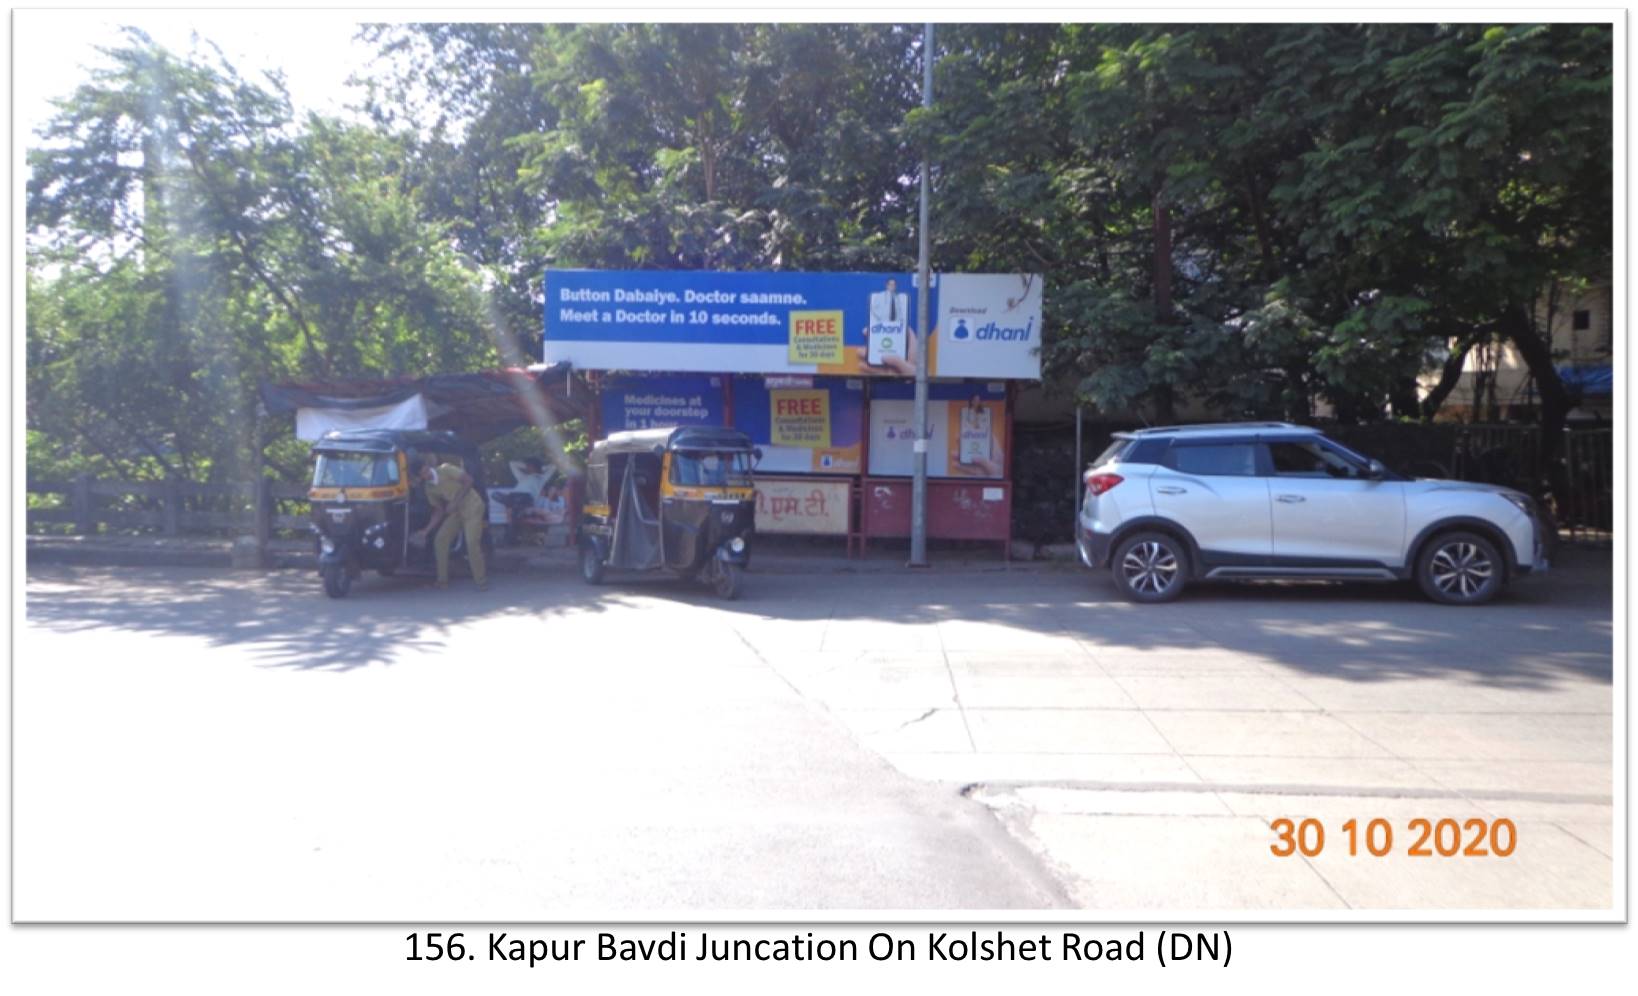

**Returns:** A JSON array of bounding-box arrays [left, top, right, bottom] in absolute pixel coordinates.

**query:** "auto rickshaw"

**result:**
[[577, 426, 758, 599], [307, 428, 492, 597]]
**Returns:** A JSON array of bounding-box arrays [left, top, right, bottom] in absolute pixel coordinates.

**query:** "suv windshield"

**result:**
[[313, 452, 399, 487], [670, 449, 753, 487]]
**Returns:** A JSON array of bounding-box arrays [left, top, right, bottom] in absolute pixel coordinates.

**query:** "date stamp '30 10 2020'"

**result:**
[[1269, 817, 1517, 859]]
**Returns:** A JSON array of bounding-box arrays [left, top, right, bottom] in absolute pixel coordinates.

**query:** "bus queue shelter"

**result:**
[[544, 269, 1043, 557]]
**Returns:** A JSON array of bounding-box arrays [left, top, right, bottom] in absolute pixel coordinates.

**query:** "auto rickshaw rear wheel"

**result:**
[[713, 561, 743, 600], [322, 563, 352, 599]]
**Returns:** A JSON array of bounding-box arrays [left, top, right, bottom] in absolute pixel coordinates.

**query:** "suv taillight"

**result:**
[[1084, 472, 1124, 497]]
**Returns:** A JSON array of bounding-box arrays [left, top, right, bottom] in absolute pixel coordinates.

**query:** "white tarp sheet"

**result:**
[[296, 394, 429, 441]]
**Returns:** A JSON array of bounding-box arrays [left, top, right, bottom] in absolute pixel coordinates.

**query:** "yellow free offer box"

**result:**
[[788, 310, 844, 366]]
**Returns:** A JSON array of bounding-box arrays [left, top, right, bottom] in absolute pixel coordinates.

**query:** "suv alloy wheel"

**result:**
[[1112, 531, 1187, 603], [1416, 531, 1504, 605]]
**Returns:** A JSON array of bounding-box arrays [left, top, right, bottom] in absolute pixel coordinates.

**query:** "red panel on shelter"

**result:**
[[927, 481, 1010, 540], [863, 479, 911, 537], [863, 479, 1009, 541]]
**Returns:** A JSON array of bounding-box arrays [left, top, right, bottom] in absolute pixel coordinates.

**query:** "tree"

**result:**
[[924, 22, 1610, 441], [29, 22, 1611, 496], [27, 31, 499, 484]]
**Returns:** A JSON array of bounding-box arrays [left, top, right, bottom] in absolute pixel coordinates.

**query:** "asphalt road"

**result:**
[[17, 564, 1068, 919], [18, 550, 1614, 916]]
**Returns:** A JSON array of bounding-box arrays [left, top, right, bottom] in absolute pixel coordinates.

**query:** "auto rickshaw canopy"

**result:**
[[590, 425, 756, 458]]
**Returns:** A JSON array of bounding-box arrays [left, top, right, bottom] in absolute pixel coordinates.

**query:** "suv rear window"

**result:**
[[1169, 443, 1257, 477], [1093, 437, 1168, 467], [1093, 438, 1132, 466]]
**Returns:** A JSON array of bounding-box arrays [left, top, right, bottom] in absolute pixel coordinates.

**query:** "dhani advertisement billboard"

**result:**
[[544, 269, 1041, 380]]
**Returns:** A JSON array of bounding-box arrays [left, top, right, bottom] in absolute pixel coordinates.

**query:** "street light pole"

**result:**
[[909, 21, 934, 568]]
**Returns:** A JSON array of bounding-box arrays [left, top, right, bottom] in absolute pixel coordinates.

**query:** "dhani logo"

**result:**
[[964, 317, 1033, 342]]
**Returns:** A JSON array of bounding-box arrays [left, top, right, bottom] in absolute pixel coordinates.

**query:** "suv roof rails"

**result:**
[[1127, 421, 1313, 436]]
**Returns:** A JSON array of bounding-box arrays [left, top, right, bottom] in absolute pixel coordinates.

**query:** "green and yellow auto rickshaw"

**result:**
[[577, 426, 758, 599], [307, 429, 491, 597]]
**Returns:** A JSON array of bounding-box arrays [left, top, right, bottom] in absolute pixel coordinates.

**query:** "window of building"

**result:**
[[1573, 310, 1592, 331]]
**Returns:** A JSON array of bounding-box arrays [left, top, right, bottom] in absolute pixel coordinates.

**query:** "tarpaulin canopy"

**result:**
[[1557, 364, 1613, 396], [260, 363, 585, 443]]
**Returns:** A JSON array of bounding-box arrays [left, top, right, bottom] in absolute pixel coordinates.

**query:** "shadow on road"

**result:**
[[24, 565, 626, 672], [25, 544, 1612, 688]]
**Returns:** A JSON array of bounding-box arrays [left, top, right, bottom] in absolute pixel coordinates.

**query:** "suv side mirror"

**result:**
[[1367, 459, 1387, 480]]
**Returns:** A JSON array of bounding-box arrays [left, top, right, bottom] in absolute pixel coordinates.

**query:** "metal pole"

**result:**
[[909, 21, 934, 567], [1074, 404, 1084, 519]]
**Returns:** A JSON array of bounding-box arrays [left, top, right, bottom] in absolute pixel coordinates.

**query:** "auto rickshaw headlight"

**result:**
[[730, 536, 746, 553]]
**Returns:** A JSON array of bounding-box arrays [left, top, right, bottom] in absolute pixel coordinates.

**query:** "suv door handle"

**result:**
[[1156, 486, 1187, 495], [1275, 494, 1306, 503]]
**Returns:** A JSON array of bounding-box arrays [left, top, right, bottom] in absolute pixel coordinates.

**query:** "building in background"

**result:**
[[1425, 282, 1614, 423]]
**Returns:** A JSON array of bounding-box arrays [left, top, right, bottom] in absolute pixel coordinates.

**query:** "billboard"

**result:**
[[934, 273, 1043, 380], [546, 269, 925, 378], [546, 269, 1041, 380], [732, 375, 864, 475], [867, 381, 1007, 479], [598, 374, 726, 432]]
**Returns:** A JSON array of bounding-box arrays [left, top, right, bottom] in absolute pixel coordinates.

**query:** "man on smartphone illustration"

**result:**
[[865, 278, 912, 372]]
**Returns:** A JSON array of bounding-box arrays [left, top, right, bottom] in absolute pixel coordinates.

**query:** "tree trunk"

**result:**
[[1243, 169, 1276, 283], [1152, 191, 1172, 321], [1421, 336, 1480, 421], [1151, 190, 1174, 424], [1389, 377, 1421, 420], [1152, 383, 1175, 424], [1283, 365, 1310, 422], [1501, 303, 1571, 500]]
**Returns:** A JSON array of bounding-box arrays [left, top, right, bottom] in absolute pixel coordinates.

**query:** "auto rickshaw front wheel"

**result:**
[[322, 563, 352, 599], [579, 543, 606, 585], [712, 561, 743, 600]]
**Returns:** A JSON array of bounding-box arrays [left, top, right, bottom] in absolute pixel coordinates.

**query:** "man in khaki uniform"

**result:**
[[410, 458, 488, 590]]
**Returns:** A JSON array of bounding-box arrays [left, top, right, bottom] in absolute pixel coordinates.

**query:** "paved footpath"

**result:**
[[19, 546, 1615, 914], [753, 549, 1615, 912]]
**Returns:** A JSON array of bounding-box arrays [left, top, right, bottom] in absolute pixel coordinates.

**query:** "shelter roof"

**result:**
[[260, 363, 584, 443]]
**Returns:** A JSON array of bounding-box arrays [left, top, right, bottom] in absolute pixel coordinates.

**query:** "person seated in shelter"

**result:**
[[509, 458, 552, 503], [538, 481, 568, 524]]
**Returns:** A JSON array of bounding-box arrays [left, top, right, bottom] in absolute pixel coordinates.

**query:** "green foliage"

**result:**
[[927, 22, 1610, 420], [27, 30, 498, 484], [28, 22, 1613, 496]]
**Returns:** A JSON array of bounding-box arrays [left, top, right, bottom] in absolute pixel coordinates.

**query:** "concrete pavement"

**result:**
[[18, 545, 1615, 914], [754, 549, 1615, 912]]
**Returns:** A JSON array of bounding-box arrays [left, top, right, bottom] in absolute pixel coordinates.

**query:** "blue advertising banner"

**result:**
[[545, 269, 930, 378], [598, 374, 726, 432], [732, 375, 865, 475]]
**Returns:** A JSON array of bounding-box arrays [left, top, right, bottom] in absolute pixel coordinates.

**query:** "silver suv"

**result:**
[[1076, 422, 1549, 605]]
